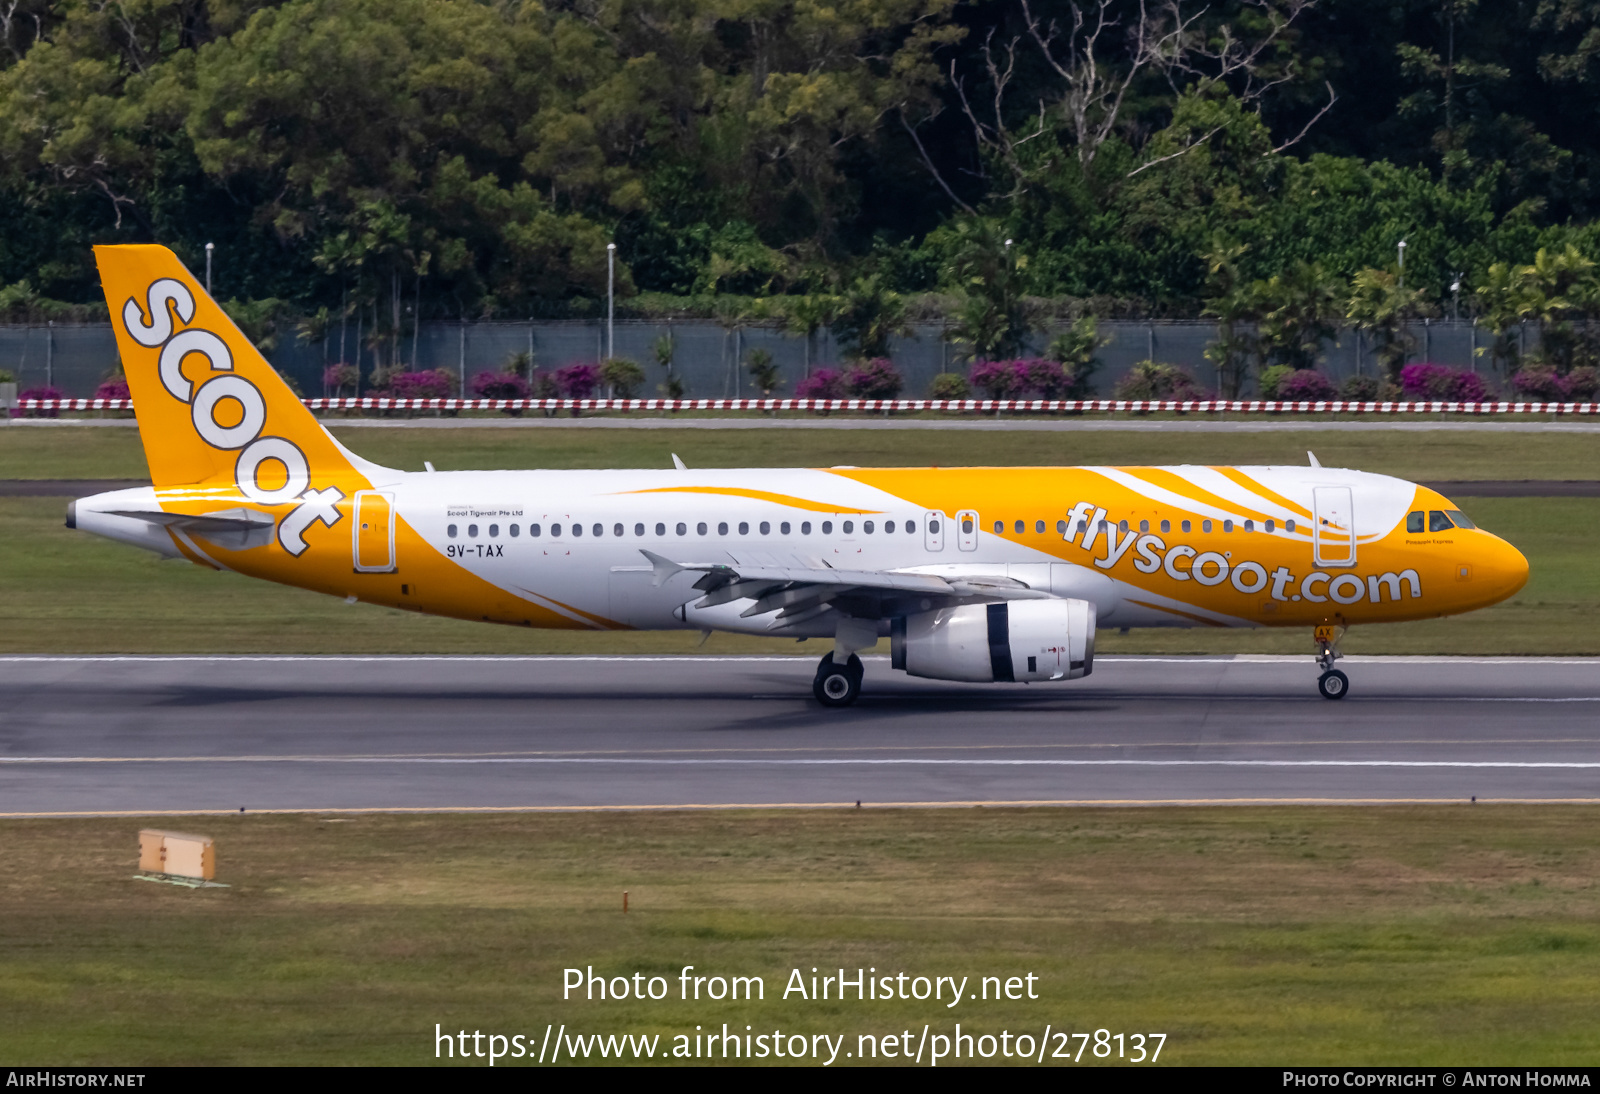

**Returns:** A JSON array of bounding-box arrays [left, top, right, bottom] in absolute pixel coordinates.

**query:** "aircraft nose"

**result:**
[[1483, 533, 1530, 601]]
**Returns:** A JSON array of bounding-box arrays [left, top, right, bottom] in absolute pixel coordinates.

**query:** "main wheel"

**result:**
[[1317, 669, 1349, 700], [813, 653, 863, 707]]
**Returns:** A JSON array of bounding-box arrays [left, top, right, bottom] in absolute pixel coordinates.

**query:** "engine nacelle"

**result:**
[[891, 599, 1096, 683]]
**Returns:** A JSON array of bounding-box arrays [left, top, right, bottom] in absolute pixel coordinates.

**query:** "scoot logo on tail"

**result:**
[[123, 277, 344, 556]]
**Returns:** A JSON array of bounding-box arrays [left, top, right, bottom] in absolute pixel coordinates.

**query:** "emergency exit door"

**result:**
[[353, 491, 396, 572]]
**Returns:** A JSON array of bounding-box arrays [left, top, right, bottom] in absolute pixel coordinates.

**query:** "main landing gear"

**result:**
[[813, 652, 864, 707], [1314, 623, 1348, 700]]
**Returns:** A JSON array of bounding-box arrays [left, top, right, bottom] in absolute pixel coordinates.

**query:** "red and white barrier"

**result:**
[[13, 396, 1600, 415]]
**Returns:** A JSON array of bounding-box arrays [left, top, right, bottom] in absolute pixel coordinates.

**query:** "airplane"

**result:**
[[69, 245, 1530, 705]]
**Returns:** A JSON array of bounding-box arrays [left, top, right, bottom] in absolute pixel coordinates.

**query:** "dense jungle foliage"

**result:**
[[9, 0, 1600, 387]]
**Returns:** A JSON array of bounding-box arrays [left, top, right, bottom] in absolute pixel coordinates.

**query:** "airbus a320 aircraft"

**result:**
[[70, 245, 1530, 705]]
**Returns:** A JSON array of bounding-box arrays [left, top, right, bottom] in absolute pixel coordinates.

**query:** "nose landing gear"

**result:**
[[1314, 622, 1348, 700], [814, 652, 864, 707]]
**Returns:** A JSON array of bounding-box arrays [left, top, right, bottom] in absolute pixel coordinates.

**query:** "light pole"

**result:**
[[205, 242, 214, 296], [606, 242, 616, 361], [1397, 240, 1407, 290], [1451, 274, 1462, 321]]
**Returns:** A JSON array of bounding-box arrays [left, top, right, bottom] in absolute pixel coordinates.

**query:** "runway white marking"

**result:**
[[4, 756, 1600, 768]]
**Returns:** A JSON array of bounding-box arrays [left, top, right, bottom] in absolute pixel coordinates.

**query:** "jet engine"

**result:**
[[891, 599, 1096, 683]]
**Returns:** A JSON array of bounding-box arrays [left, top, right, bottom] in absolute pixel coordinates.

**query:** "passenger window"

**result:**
[[929, 519, 940, 534], [1447, 509, 1477, 529], [718, 521, 729, 535], [1243, 520, 1254, 532], [510, 524, 519, 537], [676, 522, 687, 536], [1035, 520, 1045, 534], [863, 521, 874, 534], [843, 520, 854, 534], [739, 522, 749, 535], [1264, 520, 1274, 533], [885, 520, 895, 533], [780, 522, 790, 534], [489, 523, 499, 537], [961, 517, 973, 534], [468, 523, 479, 538], [1223, 520, 1234, 533], [822, 521, 833, 534], [802, 521, 812, 534], [1202, 520, 1212, 533], [572, 524, 583, 537], [530, 524, 541, 537], [760, 521, 770, 535], [1014, 520, 1025, 534], [654, 523, 665, 536], [1181, 520, 1191, 533], [614, 523, 624, 537], [1118, 520, 1129, 533], [1285, 519, 1296, 532], [635, 523, 645, 536], [1407, 511, 1424, 533], [593, 523, 602, 537], [1139, 520, 1149, 533], [447, 524, 458, 538], [549, 523, 560, 537], [1056, 520, 1067, 533], [697, 522, 708, 535], [906, 520, 917, 534], [1160, 520, 1170, 533], [1429, 510, 1453, 532], [994, 520, 1004, 534]]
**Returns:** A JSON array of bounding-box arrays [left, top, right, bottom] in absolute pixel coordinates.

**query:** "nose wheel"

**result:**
[[1317, 669, 1349, 700], [814, 652, 864, 707], [1313, 622, 1348, 700]]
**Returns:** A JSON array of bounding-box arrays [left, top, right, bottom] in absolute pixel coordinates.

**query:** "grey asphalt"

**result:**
[[6, 479, 1598, 497], [2, 655, 1598, 816], [10, 416, 1600, 432]]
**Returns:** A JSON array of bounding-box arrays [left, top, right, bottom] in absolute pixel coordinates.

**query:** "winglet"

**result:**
[[672, 453, 688, 471], [1307, 451, 1322, 468], [640, 549, 683, 587]]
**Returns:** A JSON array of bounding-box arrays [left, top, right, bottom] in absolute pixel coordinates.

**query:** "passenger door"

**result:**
[[353, 491, 396, 573], [924, 510, 946, 552], [1312, 486, 1356, 567]]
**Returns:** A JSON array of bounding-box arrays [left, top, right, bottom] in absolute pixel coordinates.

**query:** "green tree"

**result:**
[[940, 218, 1028, 360], [1347, 268, 1433, 381], [832, 274, 910, 360]]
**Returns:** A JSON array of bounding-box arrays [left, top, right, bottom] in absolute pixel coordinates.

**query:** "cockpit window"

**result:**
[[1429, 510, 1453, 532], [1406, 511, 1424, 533], [1446, 509, 1477, 529]]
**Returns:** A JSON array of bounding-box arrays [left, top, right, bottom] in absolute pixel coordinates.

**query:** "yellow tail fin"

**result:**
[[96, 243, 371, 490], [96, 244, 384, 559]]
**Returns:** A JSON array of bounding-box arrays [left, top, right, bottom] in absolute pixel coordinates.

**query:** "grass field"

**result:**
[[1, 493, 1594, 654], [2, 422, 1600, 480], [3, 807, 1599, 1065]]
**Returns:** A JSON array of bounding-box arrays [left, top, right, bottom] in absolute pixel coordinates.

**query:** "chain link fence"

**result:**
[[1, 318, 1514, 399]]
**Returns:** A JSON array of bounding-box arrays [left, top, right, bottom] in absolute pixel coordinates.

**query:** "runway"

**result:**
[[2, 655, 1598, 815]]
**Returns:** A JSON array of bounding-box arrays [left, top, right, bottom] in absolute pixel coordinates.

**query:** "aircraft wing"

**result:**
[[639, 549, 1051, 629]]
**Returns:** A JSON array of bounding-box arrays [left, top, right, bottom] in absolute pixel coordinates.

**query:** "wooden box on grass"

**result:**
[[139, 829, 216, 880]]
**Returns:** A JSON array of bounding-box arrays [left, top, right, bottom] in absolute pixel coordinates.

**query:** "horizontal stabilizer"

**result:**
[[110, 507, 276, 551]]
